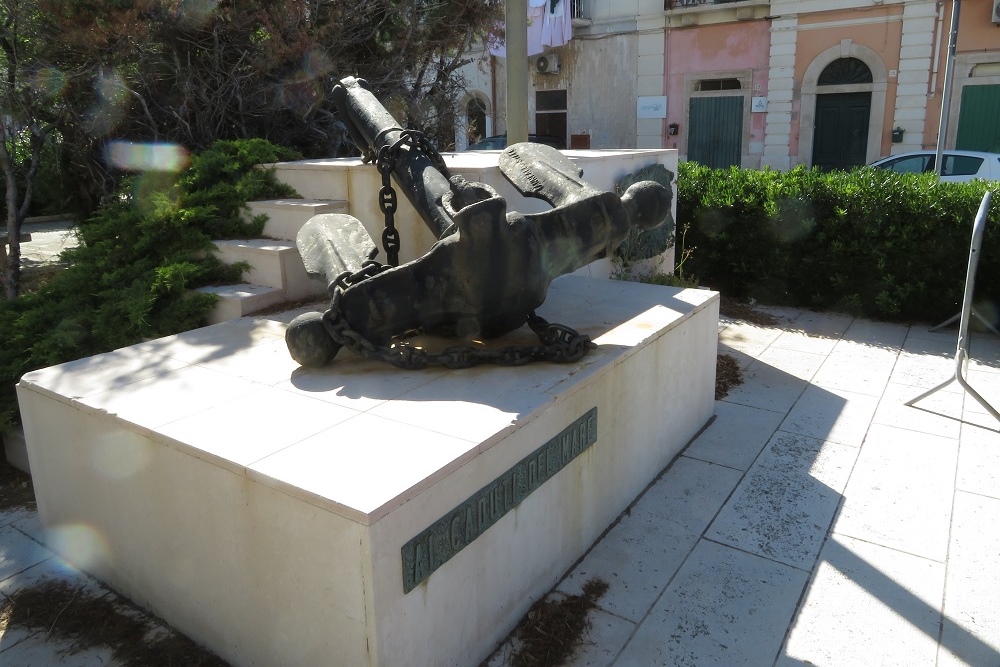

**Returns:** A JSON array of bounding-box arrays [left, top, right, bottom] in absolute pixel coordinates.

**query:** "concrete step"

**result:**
[[196, 283, 288, 324], [268, 160, 352, 200], [212, 239, 325, 301], [248, 198, 350, 241]]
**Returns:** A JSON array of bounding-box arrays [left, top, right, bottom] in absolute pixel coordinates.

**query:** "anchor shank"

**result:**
[[332, 76, 454, 240]]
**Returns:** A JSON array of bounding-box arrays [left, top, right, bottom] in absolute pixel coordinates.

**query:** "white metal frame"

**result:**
[[905, 191, 1000, 423]]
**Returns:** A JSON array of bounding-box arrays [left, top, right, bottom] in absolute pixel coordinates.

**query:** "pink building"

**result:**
[[462, 0, 1000, 170]]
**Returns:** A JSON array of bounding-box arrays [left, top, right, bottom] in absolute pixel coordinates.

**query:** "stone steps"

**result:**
[[200, 198, 347, 324]]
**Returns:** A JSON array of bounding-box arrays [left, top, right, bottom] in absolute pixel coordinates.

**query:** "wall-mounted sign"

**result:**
[[751, 97, 768, 113], [401, 408, 599, 593], [637, 96, 668, 119]]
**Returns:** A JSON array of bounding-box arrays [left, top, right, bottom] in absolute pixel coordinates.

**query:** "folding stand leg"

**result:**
[[928, 309, 1000, 338], [905, 348, 1000, 422], [906, 191, 999, 424]]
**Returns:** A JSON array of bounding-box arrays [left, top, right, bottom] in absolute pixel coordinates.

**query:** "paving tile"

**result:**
[[874, 382, 964, 440], [956, 423, 1000, 499], [768, 330, 840, 356], [810, 345, 898, 396], [890, 350, 963, 392], [559, 458, 742, 622], [717, 323, 783, 358], [779, 384, 879, 447], [719, 359, 808, 414], [614, 540, 808, 667], [839, 318, 908, 349], [567, 606, 637, 667], [961, 369, 1000, 416], [834, 424, 957, 562], [786, 310, 853, 338], [706, 432, 858, 570], [0, 526, 52, 585], [756, 347, 826, 382], [0, 506, 35, 531], [683, 403, 784, 471], [938, 492, 1000, 667], [481, 595, 636, 667], [778, 535, 944, 667], [0, 551, 111, 601], [904, 324, 962, 347]]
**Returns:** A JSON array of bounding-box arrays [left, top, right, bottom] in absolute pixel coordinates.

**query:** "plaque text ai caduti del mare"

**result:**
[[401, 408, 599, 593]]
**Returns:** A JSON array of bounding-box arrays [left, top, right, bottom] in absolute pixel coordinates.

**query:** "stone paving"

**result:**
[[487, 306, 1000, 667], [2, 287, 999, 665]]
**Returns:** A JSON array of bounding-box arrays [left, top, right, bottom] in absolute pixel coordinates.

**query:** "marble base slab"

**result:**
[[17, 276, 718, 667]]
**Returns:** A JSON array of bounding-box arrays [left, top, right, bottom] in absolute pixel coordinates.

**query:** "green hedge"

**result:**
[[677, 161, 999, 325], [0, 138, 300, 431]]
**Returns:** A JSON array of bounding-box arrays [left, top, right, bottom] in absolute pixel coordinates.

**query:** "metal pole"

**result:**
[[505, 0, 529, 145], [906, 191, 999, 422], [934, 0, 961, 180]]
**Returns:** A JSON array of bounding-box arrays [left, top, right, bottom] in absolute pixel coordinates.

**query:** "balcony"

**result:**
[[667, 0, 747, 7]]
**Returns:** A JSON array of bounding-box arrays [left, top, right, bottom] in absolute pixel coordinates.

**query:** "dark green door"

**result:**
[[956, 84, 1000, 152], [688, 96, 743, 169], [812, 92, 871, 171]]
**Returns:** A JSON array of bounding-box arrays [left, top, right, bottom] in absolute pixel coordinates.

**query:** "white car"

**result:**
[[867, 150, 1000, 183]]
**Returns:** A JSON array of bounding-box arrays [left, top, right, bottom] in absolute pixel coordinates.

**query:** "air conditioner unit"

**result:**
[[993, 0, 1000, 24], [535, 53, 560, 74]]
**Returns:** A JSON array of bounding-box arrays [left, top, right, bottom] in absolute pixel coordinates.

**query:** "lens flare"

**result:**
[[47, 523, 113, 572], [33, 67, 67, 99], [106, 141, 191, 172]]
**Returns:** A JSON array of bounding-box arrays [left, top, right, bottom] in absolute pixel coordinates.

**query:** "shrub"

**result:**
[[0, 138, 300, 431], [678, 161, 999, 324]]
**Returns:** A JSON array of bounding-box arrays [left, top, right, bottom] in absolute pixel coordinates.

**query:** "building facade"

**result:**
[[458, 0, 1000, 170]]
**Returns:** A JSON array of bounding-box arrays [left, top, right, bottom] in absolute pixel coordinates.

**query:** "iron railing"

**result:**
[[668, 0, 746, 7], [571, 0, 588, 19]]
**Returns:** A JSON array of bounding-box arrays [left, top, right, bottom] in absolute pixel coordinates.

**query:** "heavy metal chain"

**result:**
[[321, 282, 595, 371], [374, 129, 450, 267]]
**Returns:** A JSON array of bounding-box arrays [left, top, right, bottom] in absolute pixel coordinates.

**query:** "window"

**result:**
[[696, 78, 742, 91], [535, 90, 567, 146], [818, 58, 873, 86], [943, 155, 984, 177], [883, 155, 931, 174]]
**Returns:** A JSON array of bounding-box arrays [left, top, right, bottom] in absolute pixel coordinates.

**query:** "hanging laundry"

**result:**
[[488, 0, 573, 58], [541, 0, 573, 51]]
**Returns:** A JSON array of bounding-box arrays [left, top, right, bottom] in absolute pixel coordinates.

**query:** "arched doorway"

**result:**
[[812, 58, 873, 171], [466, 97, 488, 146], [797, 42, 887, 169]]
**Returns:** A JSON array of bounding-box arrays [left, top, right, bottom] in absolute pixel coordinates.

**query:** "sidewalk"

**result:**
[[486, 306, 1000, 666], [2, 305, 999, 665]]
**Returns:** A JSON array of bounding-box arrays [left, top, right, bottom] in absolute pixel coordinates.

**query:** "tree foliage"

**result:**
[[0, 0, 503, 297], [0, 138, 299, 431]]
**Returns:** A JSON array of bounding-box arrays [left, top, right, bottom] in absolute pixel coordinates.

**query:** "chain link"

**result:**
[[322, 285, 595, 371], [373, 129, 451, 267]]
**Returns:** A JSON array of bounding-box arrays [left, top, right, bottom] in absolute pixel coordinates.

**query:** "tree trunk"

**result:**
[[0, 136, 22, 300]]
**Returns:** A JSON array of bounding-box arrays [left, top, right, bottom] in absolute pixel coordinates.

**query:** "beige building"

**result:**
[[458, 0, 1000, 170]]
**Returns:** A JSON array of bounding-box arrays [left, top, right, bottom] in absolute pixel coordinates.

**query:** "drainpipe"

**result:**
[[934, 0, 960, 180], [928, 1, 944, 97]]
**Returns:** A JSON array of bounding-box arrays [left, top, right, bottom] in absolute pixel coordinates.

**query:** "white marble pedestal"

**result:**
[[18, 276, 718, 667]]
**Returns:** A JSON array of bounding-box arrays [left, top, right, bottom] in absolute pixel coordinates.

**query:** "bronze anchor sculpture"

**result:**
[[285, 76, 673, 369]]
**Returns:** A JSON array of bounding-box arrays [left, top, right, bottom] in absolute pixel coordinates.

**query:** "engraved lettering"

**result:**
[[451, 515, 464, 550], [401, 408, 598, 593]]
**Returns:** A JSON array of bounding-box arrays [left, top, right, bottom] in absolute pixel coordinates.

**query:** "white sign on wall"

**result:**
[[637, 96, 668, 119], [751, 97, 768, 113]]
